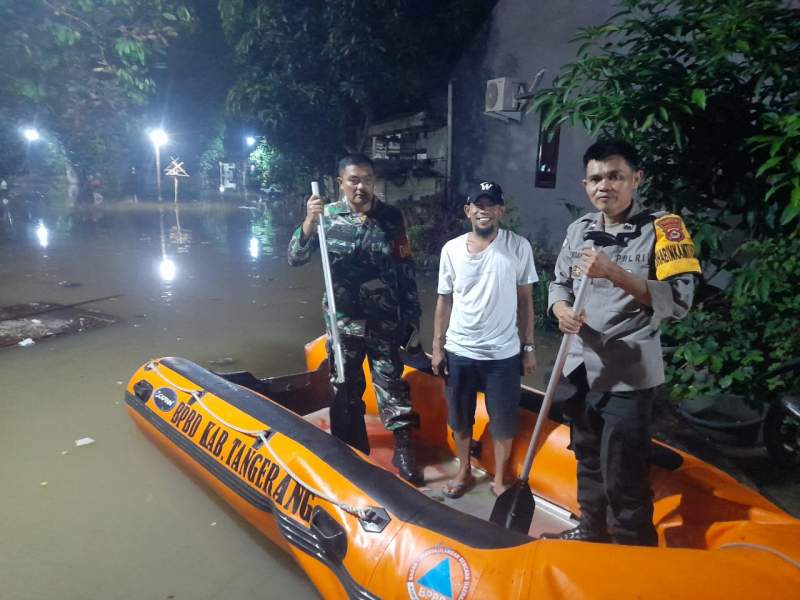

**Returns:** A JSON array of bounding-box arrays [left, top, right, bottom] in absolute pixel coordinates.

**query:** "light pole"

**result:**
[[149, 128, 168, 201]]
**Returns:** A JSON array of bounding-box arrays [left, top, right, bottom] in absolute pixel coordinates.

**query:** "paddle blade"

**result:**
[[489, 480, 535, 533]]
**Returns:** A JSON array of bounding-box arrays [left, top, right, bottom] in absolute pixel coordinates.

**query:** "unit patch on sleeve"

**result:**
[[394, 229, 413, 261], [653, 214, 702, 280]]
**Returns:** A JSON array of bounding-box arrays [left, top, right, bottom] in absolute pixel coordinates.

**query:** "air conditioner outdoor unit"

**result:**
[[485, 77, 524, 112]]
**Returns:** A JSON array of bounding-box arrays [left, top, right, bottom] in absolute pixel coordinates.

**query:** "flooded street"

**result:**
[[0, 199, 329, 600], [2, 195, 798, 600], [0, 198, 564, 600]]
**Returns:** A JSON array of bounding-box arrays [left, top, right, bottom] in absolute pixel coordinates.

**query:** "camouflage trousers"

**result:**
[[326, 323, 419, 452]]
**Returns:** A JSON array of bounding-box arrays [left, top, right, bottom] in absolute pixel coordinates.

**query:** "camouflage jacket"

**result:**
[[548, 202, 701, 392], [288, 198, 421, 332]]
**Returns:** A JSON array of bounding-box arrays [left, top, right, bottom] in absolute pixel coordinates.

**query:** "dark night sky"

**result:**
[[146, 1, 238, 174]]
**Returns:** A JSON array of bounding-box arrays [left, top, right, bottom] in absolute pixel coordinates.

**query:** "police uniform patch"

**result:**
[[571, 265, 583, 279], [655, 216, 685, 242], [653, 214, 702, 280]]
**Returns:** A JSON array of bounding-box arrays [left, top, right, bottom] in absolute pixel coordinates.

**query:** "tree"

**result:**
[[220, 0, 492, 187], [0, 0, 194, 186], [532, 0, 800, 401]]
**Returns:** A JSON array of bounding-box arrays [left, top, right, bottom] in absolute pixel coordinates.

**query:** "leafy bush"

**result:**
[[667, 235, 800, 400], [531, 0, 800, 403]]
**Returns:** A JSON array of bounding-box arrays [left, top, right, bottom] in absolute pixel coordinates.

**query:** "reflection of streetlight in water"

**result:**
[[157, 206, 177, 283], [249, 209, 275, 258], [36, 220, 49, 248], [249, 236, 260, 259], [168, 200, 192, 252], [159, 257, 176, 282]]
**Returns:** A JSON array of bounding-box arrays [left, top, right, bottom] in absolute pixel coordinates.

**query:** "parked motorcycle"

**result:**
[[763, 392, 800, 467]]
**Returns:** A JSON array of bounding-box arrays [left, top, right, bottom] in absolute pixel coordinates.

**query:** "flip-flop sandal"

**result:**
[[441, 477, 474, 499], [489, 483, 506, 497]]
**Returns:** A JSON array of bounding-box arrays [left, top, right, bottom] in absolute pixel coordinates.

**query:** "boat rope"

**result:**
[[147, 361, 384, 524], [719, 542, 800, 571]]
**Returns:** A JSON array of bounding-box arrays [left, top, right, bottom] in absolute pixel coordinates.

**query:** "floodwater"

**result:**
[[0, 196, 562, 600]]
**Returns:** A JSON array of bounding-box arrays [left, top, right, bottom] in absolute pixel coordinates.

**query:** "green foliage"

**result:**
[[220, 0, 491, 181], [667, 235, 800, 400], [532, 0, 800, 252], [533, 0, 800, 403], [501, 196, 522, 234], [248, 138, 310, 194], [531, 244, 557, 331], [406, 222, 440, 271], [198, 131, 226, 186], [0, 1, 194, 178], [750, 112, 800, 226], [0, 109, 25, 176]]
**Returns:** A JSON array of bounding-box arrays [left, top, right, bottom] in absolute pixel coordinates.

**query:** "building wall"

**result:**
[[374, 126, 448, 204], [451, 0, 617, 251], [379, 176, 442, 204]]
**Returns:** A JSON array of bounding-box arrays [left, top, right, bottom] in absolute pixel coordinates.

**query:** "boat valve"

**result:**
[[358, 506, 391, 533]]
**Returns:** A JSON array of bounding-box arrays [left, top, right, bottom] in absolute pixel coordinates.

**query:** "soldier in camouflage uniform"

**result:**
[[287, 154, 423, 484]]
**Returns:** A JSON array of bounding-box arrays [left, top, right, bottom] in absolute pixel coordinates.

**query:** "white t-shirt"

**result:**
[[438, 228, 538, 360]]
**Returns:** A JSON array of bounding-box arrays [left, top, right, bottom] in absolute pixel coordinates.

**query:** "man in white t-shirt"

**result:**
[[431, 181, 538, 498]]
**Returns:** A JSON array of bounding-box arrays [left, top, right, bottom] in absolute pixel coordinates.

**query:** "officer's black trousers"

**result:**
[[562, 366, 658, 546]]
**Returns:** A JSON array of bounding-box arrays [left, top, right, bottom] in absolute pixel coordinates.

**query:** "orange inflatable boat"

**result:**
[[125, 336, 800, 599]]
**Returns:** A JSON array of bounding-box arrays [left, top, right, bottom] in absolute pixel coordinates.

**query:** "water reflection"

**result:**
[[159, 256, 177, 282], [169, 198, 192, 252], [0, 195, 323, 598], [156, 203, 180, 288], [36, 220, 49, 248], [249, 202, 277, 258]]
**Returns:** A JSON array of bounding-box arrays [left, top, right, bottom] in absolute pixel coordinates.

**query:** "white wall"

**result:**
[[451, 0, 617, 250]]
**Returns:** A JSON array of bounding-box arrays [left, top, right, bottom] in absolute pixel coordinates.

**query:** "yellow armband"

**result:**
[[653, 214, 702, 280]]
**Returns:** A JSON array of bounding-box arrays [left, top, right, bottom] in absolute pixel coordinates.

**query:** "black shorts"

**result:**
[[444, 351, 521, 440]]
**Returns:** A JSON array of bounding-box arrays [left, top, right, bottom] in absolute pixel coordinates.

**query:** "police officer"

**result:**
[[547, 140, 701, 546], [288, 154, 423, 484]]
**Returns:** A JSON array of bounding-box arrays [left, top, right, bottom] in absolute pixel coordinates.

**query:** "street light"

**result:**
[[149, 128, 168, 201], [22, 127, 41, 142], [243, 135, 257, 192]]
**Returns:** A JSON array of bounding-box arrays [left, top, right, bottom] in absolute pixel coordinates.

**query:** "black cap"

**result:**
[[468, 181, 504, 205]]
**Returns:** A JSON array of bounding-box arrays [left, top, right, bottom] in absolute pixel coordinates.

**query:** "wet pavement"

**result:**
[[1, 196, 796, 600]]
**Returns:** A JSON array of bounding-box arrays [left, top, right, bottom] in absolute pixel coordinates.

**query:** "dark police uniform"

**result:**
[[288, 198, 421, 452], [548, 201, 701, 545]]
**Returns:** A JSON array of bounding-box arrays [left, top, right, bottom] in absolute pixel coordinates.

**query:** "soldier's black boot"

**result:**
[[392, 428, 423, 485], [541, 524, 611, 543], [330, 398, 370, 455]]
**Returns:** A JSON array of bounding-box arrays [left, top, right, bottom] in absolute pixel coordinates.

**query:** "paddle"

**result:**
[[312, 182, 371, 454], [490, 249, 594, 534], [312, 181, 346, 385]]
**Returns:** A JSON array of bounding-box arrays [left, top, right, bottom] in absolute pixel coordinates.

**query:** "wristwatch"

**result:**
[[521, 344, 536, 353]]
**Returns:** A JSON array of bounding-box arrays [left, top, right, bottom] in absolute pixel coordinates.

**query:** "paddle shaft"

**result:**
[[517, 265, 593, 481], [312, 181, 346, 384], [0, 294, 122, 322]]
